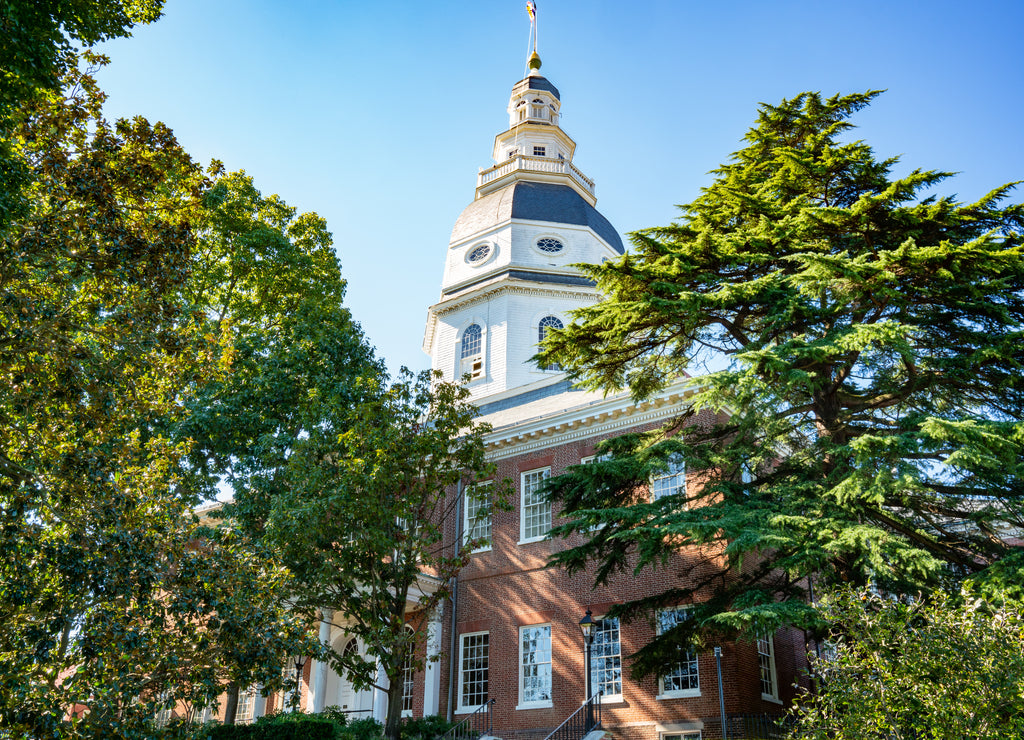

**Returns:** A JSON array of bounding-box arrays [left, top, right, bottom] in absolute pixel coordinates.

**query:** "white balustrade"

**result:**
[[478, 155, 595, 196]]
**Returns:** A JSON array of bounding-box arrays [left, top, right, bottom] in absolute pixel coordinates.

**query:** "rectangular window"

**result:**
[[458, 632, 489, 711], [592, 617, 622, 701], [464, 483, 492, 551], [519, 624, 552, 707], [402, 647, 415, 715], [508, 148, 519, 158], [533, 146, 546, 157], [757, 633, 778, 700], [651, 456, 686, 502], [236, 686, 257, 724], [663, 733, 701, 740], [154, 691, 173, 727], [658, 609, 699, 696], [521, 468, 551, 542]]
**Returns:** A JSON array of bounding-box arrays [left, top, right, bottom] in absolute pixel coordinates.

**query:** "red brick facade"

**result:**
[[423, 406, 810, 740]]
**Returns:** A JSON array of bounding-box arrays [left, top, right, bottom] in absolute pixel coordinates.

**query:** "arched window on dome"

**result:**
[[537, 316, 563, 371], [517, 100, 527, 121], [461, 324, 484, 381], [531, 98, 546, 119]]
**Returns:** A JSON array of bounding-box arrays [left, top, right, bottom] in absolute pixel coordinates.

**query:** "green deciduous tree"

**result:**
[[0, 0, 164, 228], [792, 586, 1024, 739], [179, 173, 505, 740], [0, 55, 317, 739], [222, 368, 502, 740], [538, 91, 1024, 672]]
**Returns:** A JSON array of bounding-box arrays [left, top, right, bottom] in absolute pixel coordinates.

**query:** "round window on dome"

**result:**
[[536, 237, 564, 254], [466, 243, 492, 265]]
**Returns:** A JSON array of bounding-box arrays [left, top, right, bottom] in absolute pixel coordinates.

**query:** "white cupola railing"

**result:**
[[478, 155, 595, 196]]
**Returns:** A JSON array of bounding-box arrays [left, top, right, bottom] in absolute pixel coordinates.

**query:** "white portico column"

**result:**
[[311, 609, 334, 713], [372, 661, 389, 722], [423, 605, 443, 716]]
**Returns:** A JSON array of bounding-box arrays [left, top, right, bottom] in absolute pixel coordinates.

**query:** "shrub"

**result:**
[[400, 715, 456, 740]]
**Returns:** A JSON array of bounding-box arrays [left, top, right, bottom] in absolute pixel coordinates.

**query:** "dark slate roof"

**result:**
[[451, 182, 624, 253], [512, 75, 560, 100], [475, 378, 583, 416]]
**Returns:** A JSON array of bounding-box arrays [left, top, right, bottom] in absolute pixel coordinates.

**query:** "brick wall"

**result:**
[[428, 408, 807, 740]]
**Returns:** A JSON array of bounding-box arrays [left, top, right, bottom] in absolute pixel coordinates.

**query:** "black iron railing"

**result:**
[[542, 692, 602, 740], [440, 699, 495, 740]]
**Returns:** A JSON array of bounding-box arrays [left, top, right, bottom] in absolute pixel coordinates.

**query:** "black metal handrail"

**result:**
[[542, 692, 602, 740], [440, 698, 495, 740]]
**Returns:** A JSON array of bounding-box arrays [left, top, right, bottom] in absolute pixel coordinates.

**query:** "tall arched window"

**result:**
[[538, 316, 563, 371], [460, 324, 484, 380]]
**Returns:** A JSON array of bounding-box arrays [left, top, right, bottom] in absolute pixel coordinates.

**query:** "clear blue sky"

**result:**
[[97, 0, 1024, 375]]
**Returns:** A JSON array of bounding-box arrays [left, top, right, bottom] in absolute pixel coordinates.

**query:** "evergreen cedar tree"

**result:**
[[0, 56, 319, 739], [537, 91, 1024, 677]]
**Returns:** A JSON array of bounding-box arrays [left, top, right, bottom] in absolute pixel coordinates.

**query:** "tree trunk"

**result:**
[[384, 675, 404, 740], [223, 683, 239, 725]]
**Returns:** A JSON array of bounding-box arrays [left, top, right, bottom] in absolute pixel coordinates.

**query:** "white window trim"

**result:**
[[455, 631, 489, 714], [457, 321, 487, 383], [535, 314, 565, 373], [519, 467, 551, 544], [591, 616, 623, 704], [650, 456, 687, 503], [531, 233, 569, 259], [758, 633, 781, 703], [464, 482, 493, 553], [656, 608, 701, 699], [401, 626, 415, 718], [464, 241, 497, 268], [660, 732, 702, 740], [516, 623, 553, 710]]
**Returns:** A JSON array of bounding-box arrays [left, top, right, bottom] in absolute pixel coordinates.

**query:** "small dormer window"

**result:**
[[533, 146, 546, 157]]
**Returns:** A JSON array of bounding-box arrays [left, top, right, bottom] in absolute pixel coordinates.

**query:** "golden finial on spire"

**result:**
[[528, 50, 542, 72]]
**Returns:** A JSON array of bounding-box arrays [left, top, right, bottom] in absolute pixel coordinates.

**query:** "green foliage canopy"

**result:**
[[792, 587, 1024, 739], [0, 0, 164, 228], [227, 369, 504, 740], [538, 91, 1024, 674], [0, 55, 319, 739]]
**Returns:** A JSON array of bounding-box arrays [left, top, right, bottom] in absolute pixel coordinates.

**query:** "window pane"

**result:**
[[520, 625, 552, 703], [522, 469, 551, 540], [651, 455, 686, 501], [757, 634, 777, 698], [658, 609, 699, 693], [460, 633, 489, 708], [402, 642, 415, 712], [591, 618, 622, 698], [465, 483, 492, 549], [461, 324, 482, 358]]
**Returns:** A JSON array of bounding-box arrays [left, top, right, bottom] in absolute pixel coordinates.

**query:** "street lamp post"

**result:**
[[292, 654, 307, 712], [578, 610, 596, 733]]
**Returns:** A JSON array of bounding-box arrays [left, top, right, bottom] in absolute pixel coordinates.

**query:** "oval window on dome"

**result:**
[[536, 237, 564, 254], [466, 243, 492, 264]]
